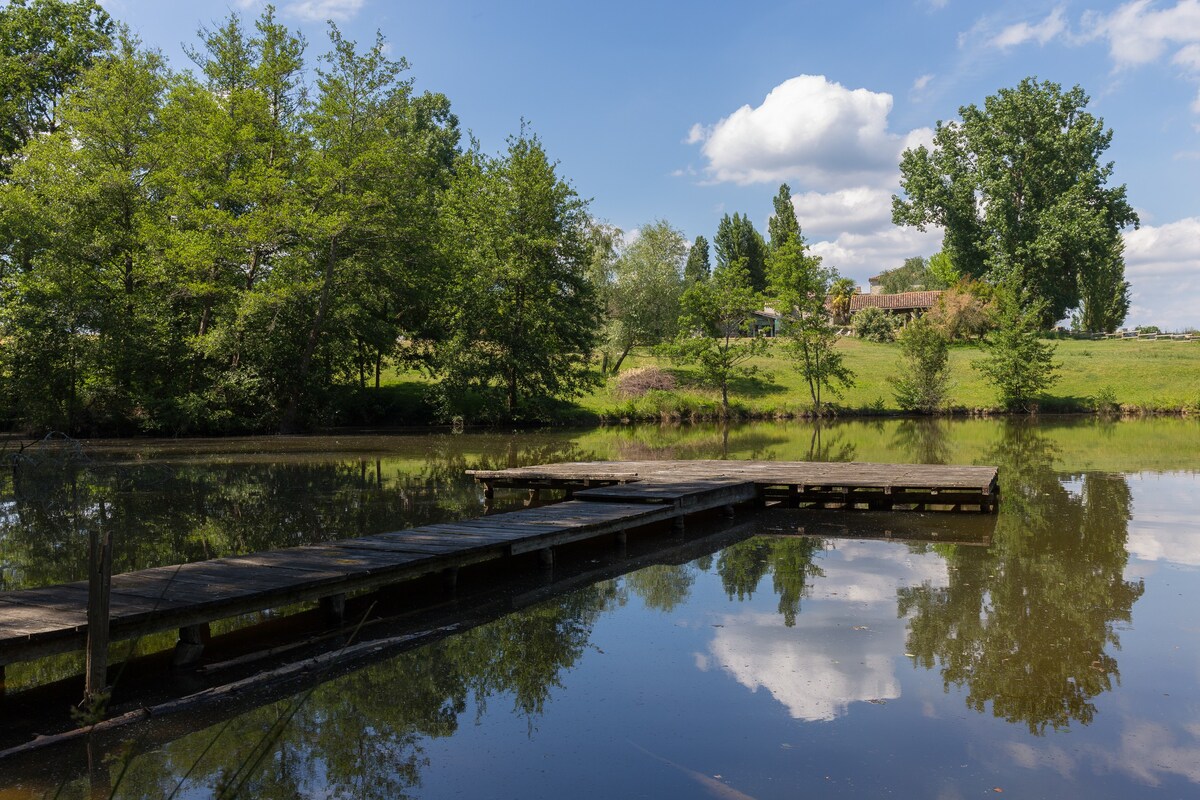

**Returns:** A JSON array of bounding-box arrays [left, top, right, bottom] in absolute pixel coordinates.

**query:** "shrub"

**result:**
[[614, 366, 676, 398], [852, 306, 899, 342], [974, 290, 1059, 411], [890, 317, 951, 413], [926, 280, 996, 341]]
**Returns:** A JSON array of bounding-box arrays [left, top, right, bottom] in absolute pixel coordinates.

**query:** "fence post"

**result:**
[[85, 525, 113, 706]]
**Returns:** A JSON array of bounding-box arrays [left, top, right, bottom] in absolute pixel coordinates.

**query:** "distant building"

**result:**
[[867, 275, 884, 295], [848, 290, 943, 316], [751, 307, 782, 336]]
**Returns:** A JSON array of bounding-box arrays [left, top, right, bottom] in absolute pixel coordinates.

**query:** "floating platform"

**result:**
[[0, 459, 997, 697]]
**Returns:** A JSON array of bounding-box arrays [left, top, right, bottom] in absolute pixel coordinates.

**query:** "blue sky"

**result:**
[[100, 0, 1200, 328]]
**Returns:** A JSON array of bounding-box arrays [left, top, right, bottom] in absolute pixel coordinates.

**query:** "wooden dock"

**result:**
[[469, 459, 1000, 513], [0, 459, 997, 692]]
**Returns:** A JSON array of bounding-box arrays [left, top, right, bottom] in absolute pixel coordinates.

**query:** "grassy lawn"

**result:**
[[378, 337, 1200, 421], [577, 336, 1200, 417]]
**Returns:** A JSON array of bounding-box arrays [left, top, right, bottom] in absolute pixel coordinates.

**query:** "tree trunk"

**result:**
[[610, 343, 633, 375]]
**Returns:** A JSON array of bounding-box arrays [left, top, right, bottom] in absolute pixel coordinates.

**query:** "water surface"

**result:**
[[0, 418, 1197, 798]]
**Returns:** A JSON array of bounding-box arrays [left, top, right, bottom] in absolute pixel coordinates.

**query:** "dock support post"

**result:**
[[722, 505, 736, 518], [172, 623, 210, 668], [671, 516, 685, 539], [442, 566, 459, 594], [615, 529, 628, 557], [539, 547, 554, 568], [483, 481, 494, 500], [85, 526, 113, 705], [525, 487, 541, 507], [320, 593, 347, 624]]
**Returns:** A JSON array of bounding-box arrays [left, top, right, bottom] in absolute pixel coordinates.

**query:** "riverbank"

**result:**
[[376, 336, 1200, 425]]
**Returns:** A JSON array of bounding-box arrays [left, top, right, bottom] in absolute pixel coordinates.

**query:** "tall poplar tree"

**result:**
[[684, 235, 710, 284], [768, 183, 801, 250], [893, 77, 1138, 328]]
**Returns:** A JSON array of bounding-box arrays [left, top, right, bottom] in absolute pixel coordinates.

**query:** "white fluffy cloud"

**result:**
[[688, 75, 909, 189], [1122, 217, 1200, 329], [284, 0, 364, 22], [1084, 0, 1200, 69], [685, 75, 944, 281]]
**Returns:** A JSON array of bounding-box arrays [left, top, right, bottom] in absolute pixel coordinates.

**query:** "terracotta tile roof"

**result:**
[[848, 291, 943, 312]]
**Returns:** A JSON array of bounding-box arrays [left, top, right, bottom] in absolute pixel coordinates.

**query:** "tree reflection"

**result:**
[[0, 435, 600, 590], [716, 536, 825, 626], [91, 584, 617, 800], [624, 564, 697, 612], [898, 421, 1143, 734], [889, 418, 952, 465]]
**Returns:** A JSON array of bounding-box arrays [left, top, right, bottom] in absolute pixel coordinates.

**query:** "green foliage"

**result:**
[[890, 316, 951, 412], [713, 212, 769, 293], [684, 234, 710, 284], [605, 219, 687, 373], [894, 77, 1138, 328], [666, 260, 767, 416], [0, 0, 113, 169], [767, 183, 801, 250], [851, 306, 899, 342], [927, 250, 960, 286], [974, 290, 1060, 411], [435, 128, 601, 420], [828, 277, 856, 325], [767, 237, 854, 413], [876, 255, 949, 294]]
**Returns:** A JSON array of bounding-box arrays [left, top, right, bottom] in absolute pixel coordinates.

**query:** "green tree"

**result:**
[[667, 260, 766, 417], [974, 289, 1059, 411], [767, 238, 853, 414], [0, 28, 172, 432], [436, 128, 601, 419], [1076, 237, 1130, 333], [0, 0, 113, 171], [768, 182, 801, 250], [927, 250, 960, 287], [828, 276, 856, 325], [606, 219, 687, 373], [714, 212, 768, 293], [890, 316, 951, 412], [893, 77, 1138, 327], [877, 255, 948, 294], [684, 234, 710, 285]]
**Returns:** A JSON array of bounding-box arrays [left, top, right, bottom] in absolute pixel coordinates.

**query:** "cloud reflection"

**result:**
[[708, 541, 948, 721]]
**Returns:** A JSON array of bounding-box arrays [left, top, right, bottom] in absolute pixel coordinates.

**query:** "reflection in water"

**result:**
[[54, 585, 617, 800], [709, 540, 949, 722], [889, 418, 952, 465], [898, 422, 1143, 734], [0, 435, 601, 589], [1, 418, 1195, 797]]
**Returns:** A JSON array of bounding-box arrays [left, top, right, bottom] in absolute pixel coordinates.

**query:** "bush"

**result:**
[[890, 317, 951, 413], [926, 280, 996, 341], [614, 366, 676, 398], [974, 290, 1059, 411], [851, 306, 899, 342]]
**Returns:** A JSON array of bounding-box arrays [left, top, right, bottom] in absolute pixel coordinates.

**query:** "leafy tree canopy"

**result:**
[[714, 212, 768, 293], [893, 77, 1138, 328]]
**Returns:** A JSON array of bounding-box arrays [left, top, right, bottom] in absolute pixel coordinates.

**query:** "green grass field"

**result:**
[[380, 337, 1200, 422]]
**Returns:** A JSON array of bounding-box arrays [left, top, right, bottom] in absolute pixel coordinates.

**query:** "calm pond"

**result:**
[[1, 417, 1198, 798]]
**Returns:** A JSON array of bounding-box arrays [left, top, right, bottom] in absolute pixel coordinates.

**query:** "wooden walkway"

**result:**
[[0, 459, 997, 689], [469, 459, 1000, 513]]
